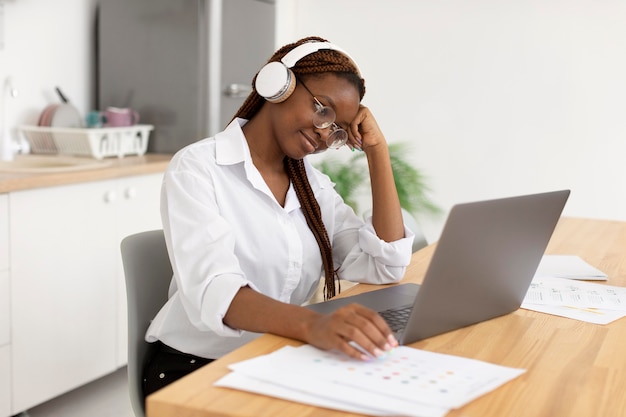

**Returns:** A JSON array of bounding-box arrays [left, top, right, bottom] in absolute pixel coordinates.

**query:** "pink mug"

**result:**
[[104, 107, 140, 127]]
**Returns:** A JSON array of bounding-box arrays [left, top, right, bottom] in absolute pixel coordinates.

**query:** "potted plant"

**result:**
[[315, 141, 441, 219]]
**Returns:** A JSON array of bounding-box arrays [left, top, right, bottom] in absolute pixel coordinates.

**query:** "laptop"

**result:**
[[307, 189, 570, 345]]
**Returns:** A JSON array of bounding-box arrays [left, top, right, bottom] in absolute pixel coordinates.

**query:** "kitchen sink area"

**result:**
[[0, 155, 113, 173]]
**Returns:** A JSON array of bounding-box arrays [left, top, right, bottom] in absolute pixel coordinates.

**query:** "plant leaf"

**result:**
[[315, 141, 441, 218]]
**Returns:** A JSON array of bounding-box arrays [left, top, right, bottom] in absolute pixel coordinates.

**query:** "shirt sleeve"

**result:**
[[310, 166, 415, 284], [335, 211, 415, 284]]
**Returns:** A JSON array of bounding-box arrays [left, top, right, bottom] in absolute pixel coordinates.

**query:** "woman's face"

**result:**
[[272, 73, 361, 159]]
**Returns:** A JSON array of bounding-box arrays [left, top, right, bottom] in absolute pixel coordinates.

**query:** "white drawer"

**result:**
[[0, 270, 8, 346], [0, 194, 7, 271], [0, 345, 10, 417]]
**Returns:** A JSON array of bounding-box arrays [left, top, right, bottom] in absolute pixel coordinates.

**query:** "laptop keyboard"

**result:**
[[379, 305, 413, 333]]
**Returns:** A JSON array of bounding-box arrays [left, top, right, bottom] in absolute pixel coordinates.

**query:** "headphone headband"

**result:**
[[280, 41, 361, 75], [255, 40, 361, 103]]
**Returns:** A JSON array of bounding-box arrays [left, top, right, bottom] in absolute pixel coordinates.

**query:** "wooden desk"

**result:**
[[147, 217, 626, 417]]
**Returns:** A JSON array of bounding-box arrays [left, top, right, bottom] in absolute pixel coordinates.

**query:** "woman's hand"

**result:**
[[225, 288, 398, 361], [305, 303, 398, 361], [347, 105, 386, 152]]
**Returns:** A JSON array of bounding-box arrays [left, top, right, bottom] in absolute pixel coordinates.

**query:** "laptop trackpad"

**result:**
[[306, 283, 420, 314]]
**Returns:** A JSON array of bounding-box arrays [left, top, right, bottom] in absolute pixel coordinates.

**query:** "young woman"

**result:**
[[143, 36, 415, 397]]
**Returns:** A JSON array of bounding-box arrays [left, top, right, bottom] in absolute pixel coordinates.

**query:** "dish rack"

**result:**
[[19, 125, 154, 160]]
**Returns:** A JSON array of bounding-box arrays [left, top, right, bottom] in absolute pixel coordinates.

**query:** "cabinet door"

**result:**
[[0, 345, 10, 417], [10, 180, 118, 412], [0, 272, 9, 417], [0, 194, 8, 271], [1, 196, 11, 417], [0, 269, 9, 349], [0, 194, 9, 348], [115, 173, 163, 366]]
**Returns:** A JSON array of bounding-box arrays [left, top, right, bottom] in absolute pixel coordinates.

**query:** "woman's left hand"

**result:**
[[346, 104, 405, 242], [347, 105, 386, 152]]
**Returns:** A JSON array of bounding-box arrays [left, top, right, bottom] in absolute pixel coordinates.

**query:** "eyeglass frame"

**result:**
[[297, 79, 349, 149]]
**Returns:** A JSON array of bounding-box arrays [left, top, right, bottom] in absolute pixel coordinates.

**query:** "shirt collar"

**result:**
[[214, 117, 327, 195], [215, 118, 249, 166]]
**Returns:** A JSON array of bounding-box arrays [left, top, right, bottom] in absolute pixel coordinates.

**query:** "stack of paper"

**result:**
[[523, 276, 626, 324], [534, 255, 608, 280], [523, 255, 626, 324], [215, 344, 525, 417]]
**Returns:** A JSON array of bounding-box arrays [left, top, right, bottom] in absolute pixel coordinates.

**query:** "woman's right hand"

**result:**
[[305, 303, 398, 361]]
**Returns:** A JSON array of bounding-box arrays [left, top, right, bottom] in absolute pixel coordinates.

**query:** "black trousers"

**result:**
[[143, 342, 214, 400]]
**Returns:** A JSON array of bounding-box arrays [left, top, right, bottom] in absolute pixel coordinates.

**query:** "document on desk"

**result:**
[[215, 344, 525, 417], [522, 276, 626, 324], [534, 255, 608, 280]]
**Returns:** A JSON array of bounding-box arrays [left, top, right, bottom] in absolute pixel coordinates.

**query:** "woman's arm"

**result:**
[[223, 286, 398, 361], [349, 105, 405, 242]]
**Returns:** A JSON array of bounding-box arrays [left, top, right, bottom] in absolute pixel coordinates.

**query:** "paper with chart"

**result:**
[[522, 276, 626, 324], [215, 344, 525, 416], [216, 368, 448, 417]]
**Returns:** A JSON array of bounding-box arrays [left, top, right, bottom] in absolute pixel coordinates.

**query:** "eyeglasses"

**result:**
[[299, 81, 349, 149]]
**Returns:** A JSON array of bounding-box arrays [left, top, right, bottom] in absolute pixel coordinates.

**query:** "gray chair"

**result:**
[[120, 230, 172, 417], [400, 208, 429, 253]]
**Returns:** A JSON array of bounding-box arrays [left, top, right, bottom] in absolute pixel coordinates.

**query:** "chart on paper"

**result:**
[[267, 345, 525, 408]]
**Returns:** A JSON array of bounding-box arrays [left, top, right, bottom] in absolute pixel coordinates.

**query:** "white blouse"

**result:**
[[146, 118, 415, 359]]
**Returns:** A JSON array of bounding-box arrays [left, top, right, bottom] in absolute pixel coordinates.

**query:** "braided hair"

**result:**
[[232, 36, 365, 300]]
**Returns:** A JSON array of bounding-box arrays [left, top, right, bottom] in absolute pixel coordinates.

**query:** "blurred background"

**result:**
[[1, 1, 626, 416], [2, 0, 626, 241]]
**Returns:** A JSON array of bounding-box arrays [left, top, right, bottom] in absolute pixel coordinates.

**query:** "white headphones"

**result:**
[[254, 41, 361, 103]]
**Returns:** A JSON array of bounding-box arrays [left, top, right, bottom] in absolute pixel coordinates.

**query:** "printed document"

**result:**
[[215, 344, 525, 417]]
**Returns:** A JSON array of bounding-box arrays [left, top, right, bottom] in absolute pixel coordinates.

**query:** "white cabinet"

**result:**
[[0, 194, 9, 346], [0, 345, 9, 417], [0, 268, 9, 347], [9, 173, 162, 414], [0, 194, 10, 417], [0, 194, 8, 272], [0, 269, 9, 417]]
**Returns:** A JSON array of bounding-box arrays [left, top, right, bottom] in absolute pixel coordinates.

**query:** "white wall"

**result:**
[[2, 0, 625, 241], [279, 0, 626, 241]]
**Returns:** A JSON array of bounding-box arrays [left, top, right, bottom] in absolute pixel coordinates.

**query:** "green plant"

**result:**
[[315, 142, 441, 217], [316, 156, 368, 211]]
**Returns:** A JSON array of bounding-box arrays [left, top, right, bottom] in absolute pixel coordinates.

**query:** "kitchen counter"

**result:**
[[0, 153, 172, 193]]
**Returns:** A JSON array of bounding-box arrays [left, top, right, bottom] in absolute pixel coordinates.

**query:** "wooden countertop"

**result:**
[[0, 153, 172, 193], [147, 217, 626, 417]]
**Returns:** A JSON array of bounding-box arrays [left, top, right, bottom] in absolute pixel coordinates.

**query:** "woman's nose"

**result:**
[[313, 125, 332, 142]]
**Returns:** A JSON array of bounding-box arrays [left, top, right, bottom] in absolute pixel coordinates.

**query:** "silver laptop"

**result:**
[[307, 190, 570, 345]]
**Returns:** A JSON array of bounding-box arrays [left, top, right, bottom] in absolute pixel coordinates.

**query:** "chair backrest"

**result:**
[[120, 230, 172, 417], [400, 208, 429, 253]]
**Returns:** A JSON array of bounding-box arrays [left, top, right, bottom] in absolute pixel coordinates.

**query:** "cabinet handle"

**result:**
[[124, 187, 137, 199], [103, 190, 117, 203]]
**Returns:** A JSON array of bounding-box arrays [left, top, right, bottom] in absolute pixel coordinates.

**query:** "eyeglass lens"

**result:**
[[312, 102, 349, 149], [312, 104, 335, 129], [326, 125, 348, 149]]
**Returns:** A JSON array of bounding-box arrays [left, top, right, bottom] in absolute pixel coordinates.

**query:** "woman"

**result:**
[[143, 36, 415, 397]]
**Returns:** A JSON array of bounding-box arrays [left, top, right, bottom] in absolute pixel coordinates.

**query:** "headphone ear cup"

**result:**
[[255, 61, 296, 103], [269, 69, 296, 103]]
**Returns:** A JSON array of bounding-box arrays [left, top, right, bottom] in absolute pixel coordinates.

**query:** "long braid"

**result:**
[[284, 157, 340, 299], [232, 37, 365, 299]]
